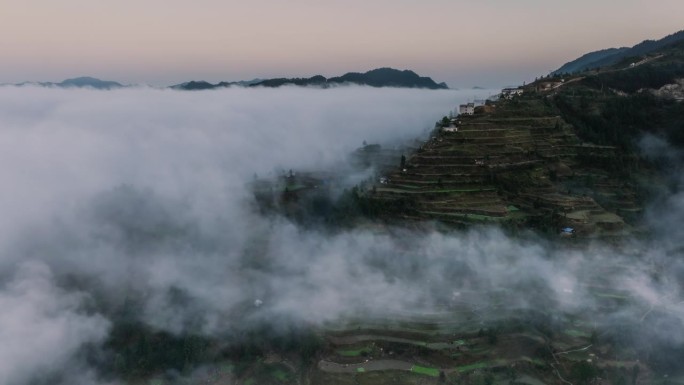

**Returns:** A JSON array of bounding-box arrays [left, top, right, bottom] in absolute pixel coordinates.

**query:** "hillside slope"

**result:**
[[553, 47, 629, 75], [237, 41, 684, 385], [553, 29, 684, 74]]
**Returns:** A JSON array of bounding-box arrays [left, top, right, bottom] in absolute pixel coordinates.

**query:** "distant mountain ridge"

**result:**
[[170, 78, 264, 90], [58, 76, 123, 89], [6, 68, 447, 90], [172, 68, 449, 90], [553, 30, 684, 74], [327, 68, 447, 89], [14, 76, 124, 89]]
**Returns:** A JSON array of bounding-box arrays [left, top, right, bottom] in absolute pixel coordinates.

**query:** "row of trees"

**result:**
[[103, 320, 323, 381], [554, 90, 683, 150], [583, 62, 684, 93]]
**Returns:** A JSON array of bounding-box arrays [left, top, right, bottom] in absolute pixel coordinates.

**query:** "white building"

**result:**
[[501, 88, 524, 99], [443, 118, 460, 132], [458, 102, 475, 115]]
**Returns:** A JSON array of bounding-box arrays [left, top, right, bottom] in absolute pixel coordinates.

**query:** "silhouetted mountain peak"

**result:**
[[171, 80, 216, 90], [223, 67, 449, 89], [58, 77, 123, 89]]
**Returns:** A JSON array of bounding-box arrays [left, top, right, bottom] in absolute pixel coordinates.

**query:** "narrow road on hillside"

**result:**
[[550, 53, 666, 92]]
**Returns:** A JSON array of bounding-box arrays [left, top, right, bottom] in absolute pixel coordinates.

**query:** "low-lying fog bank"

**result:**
[[0, 86, 682, 384]]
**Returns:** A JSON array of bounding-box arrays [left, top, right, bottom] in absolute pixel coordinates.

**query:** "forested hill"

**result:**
[[552, 47, 629, 75], [550, 39, 684, 148], [173, 68, 449, 90], [553, 29, 684, 74]]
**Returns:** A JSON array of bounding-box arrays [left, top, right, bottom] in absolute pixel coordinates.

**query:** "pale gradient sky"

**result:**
[[0, 0, 682, 87]]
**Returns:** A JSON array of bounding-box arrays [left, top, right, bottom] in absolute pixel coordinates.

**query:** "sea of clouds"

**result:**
[[0, 85, 682, 384]]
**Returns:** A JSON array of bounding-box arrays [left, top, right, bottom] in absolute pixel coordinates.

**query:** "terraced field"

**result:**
[[367, 96, 639, 236], [250, 93, 644, 238], [312, 299, 649, 385]]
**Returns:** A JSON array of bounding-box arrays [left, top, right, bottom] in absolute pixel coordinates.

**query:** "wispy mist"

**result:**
[[0, 86, 682, 384]]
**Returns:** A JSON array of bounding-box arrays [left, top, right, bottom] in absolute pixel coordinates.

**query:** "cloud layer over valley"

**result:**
[[0, 86, 683, 384]]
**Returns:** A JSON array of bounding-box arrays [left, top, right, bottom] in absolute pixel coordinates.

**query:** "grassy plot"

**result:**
[[411, 365, 440, 377], [426, 188, 496, 193], [419, 211, 507, 222], [593, 292, 630, 300], [354, 371, 431, 385], [218, 362, 234, 374], [272, 369, 291, 381], [563, 350, 592, 361], [392, 184, 423, 189], [309, 372, 358, 385], [376, 187, 495, 194], [456, 362, 489, 373], [242, 363, 295, 385], [337, 347, 371, 357]]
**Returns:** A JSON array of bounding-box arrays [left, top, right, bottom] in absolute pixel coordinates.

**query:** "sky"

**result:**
[[0, 0, 682, 87]]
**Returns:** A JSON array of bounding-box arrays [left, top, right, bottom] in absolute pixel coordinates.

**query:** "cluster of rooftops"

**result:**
[[457, 87, 525, 117]]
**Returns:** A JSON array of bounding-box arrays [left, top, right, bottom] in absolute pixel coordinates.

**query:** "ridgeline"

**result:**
[[172, 68, 448, 90], [255, 36, 684, 239]]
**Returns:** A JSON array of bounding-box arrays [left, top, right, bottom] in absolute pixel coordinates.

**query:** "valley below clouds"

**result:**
[[0, 86, 682, 384]]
